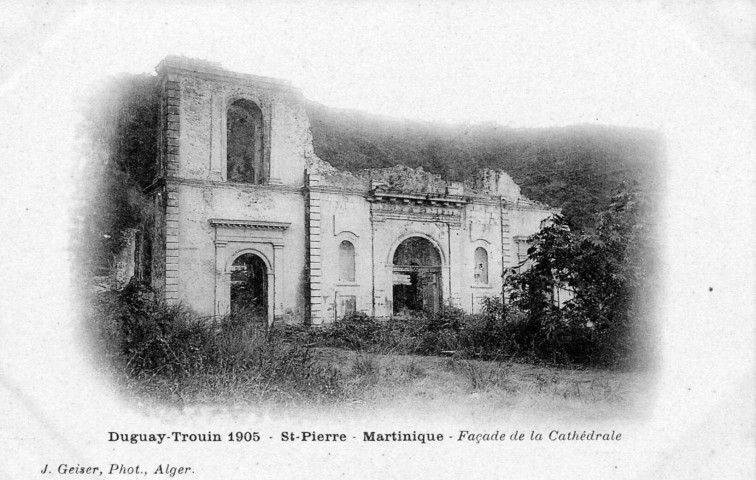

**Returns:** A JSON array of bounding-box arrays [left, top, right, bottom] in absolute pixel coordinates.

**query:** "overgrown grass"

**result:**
[[85, 283, 645, 412], [294, 297, 650, 369], [87, 282, 345, 405]]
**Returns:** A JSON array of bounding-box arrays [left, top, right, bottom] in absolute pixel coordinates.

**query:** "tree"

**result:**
[[504, 186, 653, 366]]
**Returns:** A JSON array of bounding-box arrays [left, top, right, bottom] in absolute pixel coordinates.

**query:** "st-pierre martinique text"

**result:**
[[107, 429, 622, 445]]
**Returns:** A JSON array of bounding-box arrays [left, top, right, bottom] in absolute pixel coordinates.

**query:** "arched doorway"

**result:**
[[230, 253, 268, 319], [392, 237, 442, 315]]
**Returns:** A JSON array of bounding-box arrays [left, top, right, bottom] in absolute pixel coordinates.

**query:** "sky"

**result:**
[[1, 0, 752, 128], [0, 1, 754, 478]]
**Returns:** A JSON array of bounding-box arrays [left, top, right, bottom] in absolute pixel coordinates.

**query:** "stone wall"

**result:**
[[152, 57, 313, 319], [305, 170, 556, 321], [312, 188, 373, 323], [175, 181, 306, 318], [148, 56, 558, 325], [156, 57, 308, 186], [465, 168, 521, 201]]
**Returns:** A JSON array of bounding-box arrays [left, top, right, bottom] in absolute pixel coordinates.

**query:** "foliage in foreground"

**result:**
[[286, 299, 622, 367], [503, 188, 655, 368], [85, 282, 643, 409], [88, 281, 342, 402]]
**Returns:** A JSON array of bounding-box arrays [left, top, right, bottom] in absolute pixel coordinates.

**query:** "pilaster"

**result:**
[[306, 173, 324, 324], [500, 201, 512, 269], [164, 181, 180, 302], [163, 76, 181, 177]]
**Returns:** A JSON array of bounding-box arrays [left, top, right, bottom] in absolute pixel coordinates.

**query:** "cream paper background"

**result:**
[[0, 1, 753, 478]]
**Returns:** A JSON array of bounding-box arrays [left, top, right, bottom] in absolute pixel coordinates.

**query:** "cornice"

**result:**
[[209, 219, 291, 230], [368, 190, 467, 208], [163, 176, 304, 194], [157, 57, 297, 93]]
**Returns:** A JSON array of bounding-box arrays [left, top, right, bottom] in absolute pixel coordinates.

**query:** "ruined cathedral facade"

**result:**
[[146, 57, 556, 325]]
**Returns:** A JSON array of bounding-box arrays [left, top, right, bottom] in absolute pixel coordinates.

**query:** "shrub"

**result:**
[[499, 189, 655, 368], [108, 281, 213, 376], [321, 312, 383, 350], [309, 307, 470, 356], [86, 281, 345, 402]]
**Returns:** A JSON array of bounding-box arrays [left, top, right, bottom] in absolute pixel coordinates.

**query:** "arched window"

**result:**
[[474, 247, 488, 284], [339, 241, 355, 282], [227, 99, 264, 184]]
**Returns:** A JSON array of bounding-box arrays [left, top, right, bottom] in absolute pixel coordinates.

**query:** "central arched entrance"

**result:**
[[392, 237, 442, 315], [230, 253, 268, 319]]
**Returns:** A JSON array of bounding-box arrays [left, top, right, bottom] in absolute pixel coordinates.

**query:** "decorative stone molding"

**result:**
[[209, 219, 290, 230], [333, 215, 360, 238], [369, 190, 466, 208], [370, 200, 464, 225], [209, 223, 288, 323]]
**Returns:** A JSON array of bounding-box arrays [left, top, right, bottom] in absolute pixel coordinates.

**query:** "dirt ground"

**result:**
[[119, 346, 655, 421], [305, 347, 655, 421]]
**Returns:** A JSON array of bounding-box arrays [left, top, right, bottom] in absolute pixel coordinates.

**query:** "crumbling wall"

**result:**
[[465, 168, 521, 201], [147, 55, 561, 323], [358, 165, 449, 194], [112, 229, 137, 288], [307, 153, 369, 190], [158, 56, 310, 187]]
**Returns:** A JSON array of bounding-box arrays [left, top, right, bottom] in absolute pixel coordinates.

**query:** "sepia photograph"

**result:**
[[77, 54, 660, 416], [1, 1, 753, 479]]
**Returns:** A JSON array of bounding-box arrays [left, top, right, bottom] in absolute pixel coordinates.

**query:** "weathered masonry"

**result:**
[[146, 56, 556, 325]]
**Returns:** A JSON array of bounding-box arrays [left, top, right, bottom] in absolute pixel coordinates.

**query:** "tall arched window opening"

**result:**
[[339, 241, 356, 282], [474, 247, 489, 284], [227, 99, 264, 184]]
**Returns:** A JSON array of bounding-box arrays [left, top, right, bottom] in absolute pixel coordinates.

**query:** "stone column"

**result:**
[[213, 240, 227, 317], [266, 270, 275, 327], [273, 244, 284, 324], [446, 222, 464, 308]]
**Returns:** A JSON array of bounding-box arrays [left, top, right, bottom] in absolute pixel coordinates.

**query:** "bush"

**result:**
[[107, 281, 213, 376], [287, 297, 640, 367], [321, 312, 383, 350], [499, 189, 655, 368], [309, 307, 469, 356], [465, 295, 621, 366], [87, 281, 345, 401]]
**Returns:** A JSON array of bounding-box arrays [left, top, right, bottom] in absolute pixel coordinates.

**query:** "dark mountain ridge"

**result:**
[[306, 101, 663, 230]]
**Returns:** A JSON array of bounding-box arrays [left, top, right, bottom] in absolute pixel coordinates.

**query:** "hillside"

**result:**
[[306, 102, 663, 230], [78, 73, 663, 271]]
